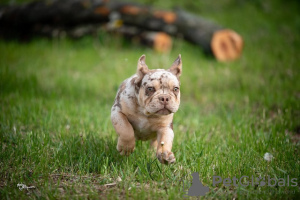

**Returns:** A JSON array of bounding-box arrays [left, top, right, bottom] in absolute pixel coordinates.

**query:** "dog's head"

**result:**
[[134, 54, 182, 116]]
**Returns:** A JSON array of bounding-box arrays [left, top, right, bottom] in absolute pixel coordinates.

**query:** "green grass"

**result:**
[[1, 0, 300, 199]]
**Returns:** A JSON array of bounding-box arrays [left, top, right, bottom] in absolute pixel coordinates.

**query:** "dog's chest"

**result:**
[[127, 114, 156, 140]]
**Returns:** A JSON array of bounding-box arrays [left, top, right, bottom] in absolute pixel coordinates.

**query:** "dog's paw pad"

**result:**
[[157, 151, 176, 165], [117, 138, 135, 156], [117, 144, 135, 156], [119, 148, 135, 156]]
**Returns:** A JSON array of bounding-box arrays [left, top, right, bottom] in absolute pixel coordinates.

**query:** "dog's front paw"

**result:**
[[157, 150, 176, 165], [117, 138, 135, 156]]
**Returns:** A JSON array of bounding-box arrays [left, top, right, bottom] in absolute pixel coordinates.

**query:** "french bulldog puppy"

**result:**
[[111, 54, 182, 164]]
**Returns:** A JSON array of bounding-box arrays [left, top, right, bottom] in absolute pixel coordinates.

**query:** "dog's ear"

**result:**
[[168, 54, 182, 79], [135, 54, 149, 85]]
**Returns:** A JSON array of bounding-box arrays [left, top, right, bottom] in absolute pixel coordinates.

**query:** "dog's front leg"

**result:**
[[111, 111, 135, 156], [156, 127, 176, 164]]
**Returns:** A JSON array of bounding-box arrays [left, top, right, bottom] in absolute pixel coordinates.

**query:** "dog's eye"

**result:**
[[147, 87, 155, 92], [174, 87, 179, 92]]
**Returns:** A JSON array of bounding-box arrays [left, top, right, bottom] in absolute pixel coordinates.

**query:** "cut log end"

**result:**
[[145, 32, 172, 53], [153, 32, 172, 53], [211, 29, 243, 62]]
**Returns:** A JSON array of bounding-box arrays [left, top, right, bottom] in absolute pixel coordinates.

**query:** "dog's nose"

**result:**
[[158, 95, 170, 104]]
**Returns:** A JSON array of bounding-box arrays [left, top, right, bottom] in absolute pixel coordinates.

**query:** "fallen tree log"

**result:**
[[18, 23, 173, 52], [111, 26, 172, 53], [0, 0, 109, 39], [0, 0, 243, 61], [0, 0, 172, 52], [110, 2, 243, 61]]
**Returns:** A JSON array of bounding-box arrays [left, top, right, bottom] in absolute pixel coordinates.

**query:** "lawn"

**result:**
[[0, 0, 300, 199]]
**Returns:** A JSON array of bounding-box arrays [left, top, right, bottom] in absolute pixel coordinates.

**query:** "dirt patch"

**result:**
[[48, 173, 124, 198]]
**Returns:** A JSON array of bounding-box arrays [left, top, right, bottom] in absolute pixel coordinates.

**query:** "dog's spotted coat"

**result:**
[[111, 55, 182, 164]]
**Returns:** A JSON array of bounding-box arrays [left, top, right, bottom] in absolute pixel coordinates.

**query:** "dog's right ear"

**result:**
[[135, 55, 149, 85]]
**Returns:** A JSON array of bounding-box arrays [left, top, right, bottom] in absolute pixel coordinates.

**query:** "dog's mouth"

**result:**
[[145, 104, 177, 116], [155, 108, 172, 115]]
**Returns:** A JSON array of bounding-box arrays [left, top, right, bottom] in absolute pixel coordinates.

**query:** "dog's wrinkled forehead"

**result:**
[[142, 70, 179, 86]]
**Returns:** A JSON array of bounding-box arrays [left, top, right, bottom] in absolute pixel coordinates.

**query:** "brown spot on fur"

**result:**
[[130, 77, 136, 86], [170, 122, 173, 130], [114, 94, 121, 109], [113, 82, 126, 110], [128, 95, 135, 99], [135, 86, 139, 94], [120, 82, 126, 91], [131, 77, 142, 94]]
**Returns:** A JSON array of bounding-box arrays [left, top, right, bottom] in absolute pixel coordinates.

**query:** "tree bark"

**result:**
[[0, 0, 243, 61]]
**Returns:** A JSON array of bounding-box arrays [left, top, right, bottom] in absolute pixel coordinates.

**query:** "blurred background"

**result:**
[[1, 0, 299, 127]]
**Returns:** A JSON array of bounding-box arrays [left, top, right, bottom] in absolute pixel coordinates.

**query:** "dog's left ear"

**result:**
[[135, 54, 149, 85], [168, 54, 182, 79]]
